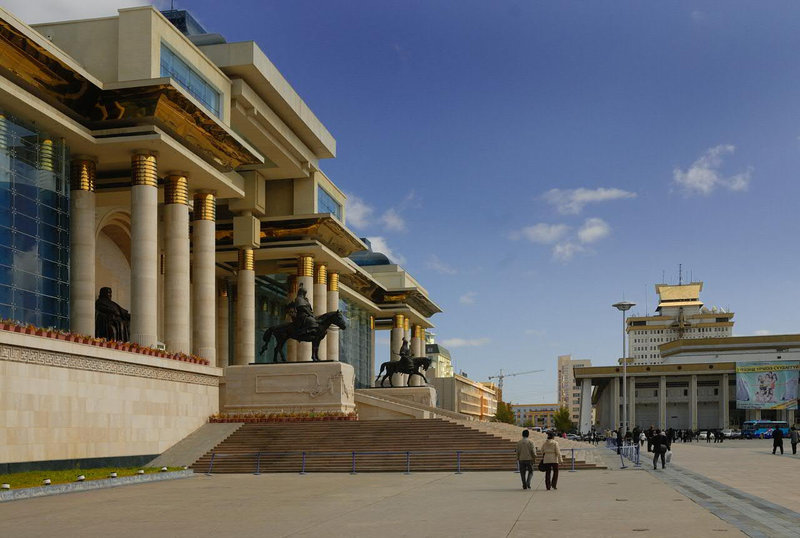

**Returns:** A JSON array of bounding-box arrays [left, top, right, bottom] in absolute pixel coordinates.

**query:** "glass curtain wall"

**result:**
[[339, 297, 373, 388], [0, 112, 69, 329]]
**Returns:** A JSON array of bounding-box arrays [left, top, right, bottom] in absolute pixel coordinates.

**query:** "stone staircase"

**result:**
[[190, 419, 605, 473]]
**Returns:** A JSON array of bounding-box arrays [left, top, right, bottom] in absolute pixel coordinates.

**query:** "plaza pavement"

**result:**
[[1, 449, 746, 538]]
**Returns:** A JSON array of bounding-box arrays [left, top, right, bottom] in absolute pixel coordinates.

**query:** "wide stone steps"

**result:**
[[191, 419, 604, 473]]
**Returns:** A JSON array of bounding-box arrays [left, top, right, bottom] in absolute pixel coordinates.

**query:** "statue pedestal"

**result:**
[[369, 386, 436, 407], [221, 362, 355, 414]]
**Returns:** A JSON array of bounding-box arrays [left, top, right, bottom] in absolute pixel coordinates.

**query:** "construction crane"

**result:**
[[488, 369, 544, 392]]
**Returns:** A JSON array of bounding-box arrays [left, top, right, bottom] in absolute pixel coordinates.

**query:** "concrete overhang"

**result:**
[[374, 304, 434, 330], [198, 41, 336, 159], [573, 362, 737, 380], [215, 240, 357, 277], [660, 334, 800, 358]]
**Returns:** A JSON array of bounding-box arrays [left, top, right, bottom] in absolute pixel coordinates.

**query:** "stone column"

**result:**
[[720, 373, 730, 428], [192, 192, 217, 363], [216, 284, 229, 367], [296, 255, 314, 361], [659, 376, 667, 430], [690, 375, 698, 430], [314, 263, 328, 361], [369, 315, 376, 386], [409, 324, 425, 386], [579, 378, 593, 434], [611, 377, 620, 431], [235, 248, 255, 365], [130, 152, 158, 347], [628, 376, 636, 430], [286, 276, 298, 362], [326, 272, 340, 361], [404, 317, 411, 343], [163, 174, 190, 353], [391, 314, 405, 387], [69, 158, 96, 337], [788, 410, 796, 426]]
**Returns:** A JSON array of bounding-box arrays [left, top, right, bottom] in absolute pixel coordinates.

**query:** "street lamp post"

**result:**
[[612, 300, 635, 437]]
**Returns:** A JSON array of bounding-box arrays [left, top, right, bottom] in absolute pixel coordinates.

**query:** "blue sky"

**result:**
[[11, 1, 800, 404]]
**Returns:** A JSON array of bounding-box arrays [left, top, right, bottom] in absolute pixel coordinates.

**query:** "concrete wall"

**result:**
[[0, 332, 221, 465], [32, 17, 120, 83], [265, 179, 293, 216]]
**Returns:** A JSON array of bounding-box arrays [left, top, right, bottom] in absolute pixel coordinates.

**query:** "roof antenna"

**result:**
[[662, 269, 665, 284], [678, 263, 682, 285], [645, 284, 648, 315]]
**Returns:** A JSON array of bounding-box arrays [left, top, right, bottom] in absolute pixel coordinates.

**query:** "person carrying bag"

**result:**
[[540, 431, 563, 490]]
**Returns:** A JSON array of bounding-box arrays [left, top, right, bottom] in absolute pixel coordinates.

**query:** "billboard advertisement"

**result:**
[[736, 362, 799, 410]]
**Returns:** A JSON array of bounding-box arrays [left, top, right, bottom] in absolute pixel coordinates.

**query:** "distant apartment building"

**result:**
[[425, 333, 454, 378], [511, 404, 559, 429], [558, 355, 591, 424], [628, 282, 734, 365], [431, 374, 497, 420]]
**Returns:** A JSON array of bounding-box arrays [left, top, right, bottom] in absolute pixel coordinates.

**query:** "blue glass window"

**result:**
[[317, 186, 342, 220], [160, 44, 221, 118], [0, 112, 69, 328]]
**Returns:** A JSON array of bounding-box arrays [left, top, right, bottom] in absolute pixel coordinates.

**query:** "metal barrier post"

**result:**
[[254, 452, 261, 475], [206, 452, 216, 476], [404, 451, 411, 475], [569, 448, 576, 472], [350, 451, 357, 475], [456, 451, 463, 474], [300, 451, 307, 475]]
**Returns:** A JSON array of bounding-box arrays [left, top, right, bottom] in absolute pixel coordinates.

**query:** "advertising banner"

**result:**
[[735, 362, 799, 410]]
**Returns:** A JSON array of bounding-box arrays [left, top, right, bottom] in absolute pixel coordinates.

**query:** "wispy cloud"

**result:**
[[346, 194, 374, 230], [366, 236, 406, 265], [512, 223, 570, 244], [459, 292, 476, 304], [754, 329, 771, 336], [542, 187, 636, 215], [673, 145, 752, 196], [2, 0, 159, 23], [380, 208, 406, 232], [441, 337, 490, 348], [577, 218, 611, 244], [426, 255, 457, 275], [552, 242, 586, 262], [690, 10, 706, 23]]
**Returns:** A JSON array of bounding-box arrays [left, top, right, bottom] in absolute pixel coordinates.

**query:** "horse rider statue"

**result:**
[[288, 283, 319, 339], [397, 336, 414, 371]]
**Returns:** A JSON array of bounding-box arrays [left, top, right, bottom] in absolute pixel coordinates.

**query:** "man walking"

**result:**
[[790, 426, 799, 455], [652, 428, 669, 469], [772, 426, 784, 455], [515, 429, 537, 490]]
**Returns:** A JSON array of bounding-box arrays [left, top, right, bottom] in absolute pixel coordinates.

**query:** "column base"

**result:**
[[221, 361, 355, 414]]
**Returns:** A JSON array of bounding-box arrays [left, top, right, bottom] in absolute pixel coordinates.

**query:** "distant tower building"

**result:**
[[425, 333, 454, 378], [628, 282, 734, 365], [557, 354, 592, 424]]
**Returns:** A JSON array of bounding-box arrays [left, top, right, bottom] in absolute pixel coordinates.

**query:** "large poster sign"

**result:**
[[736, 362, 799, 410]]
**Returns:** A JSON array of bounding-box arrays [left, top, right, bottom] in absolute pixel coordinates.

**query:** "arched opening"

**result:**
[[95, 211, 131, 311]]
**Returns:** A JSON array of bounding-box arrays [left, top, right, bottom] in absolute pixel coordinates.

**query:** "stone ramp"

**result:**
[[148, 422, 242, 468], [190, 419, 604, 473]]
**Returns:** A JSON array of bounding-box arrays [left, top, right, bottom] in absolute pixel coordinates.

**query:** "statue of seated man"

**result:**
[[95, 287, 130, 342], [287, 283, 319, 338]]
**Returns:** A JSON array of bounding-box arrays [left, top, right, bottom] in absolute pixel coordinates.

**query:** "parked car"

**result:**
[[698, 431, 714, 440], [721, 428, 742, 439], [566, 433, 580, 441]]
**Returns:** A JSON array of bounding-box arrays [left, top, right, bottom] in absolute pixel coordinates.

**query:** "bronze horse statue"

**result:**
[[376, 357, 432, 387], [260, 310, 347, 362]]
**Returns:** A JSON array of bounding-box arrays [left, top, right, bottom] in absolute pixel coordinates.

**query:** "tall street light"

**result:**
[[612, 300, 635, 436]]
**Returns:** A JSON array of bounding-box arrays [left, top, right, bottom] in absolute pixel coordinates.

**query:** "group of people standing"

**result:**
[[515, 430, 563, 491]]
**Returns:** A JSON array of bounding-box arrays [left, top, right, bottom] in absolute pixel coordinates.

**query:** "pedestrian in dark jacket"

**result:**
[[790, 427, 799, 455], [772, 427, 784, 455], [652, 428, 669, 469]]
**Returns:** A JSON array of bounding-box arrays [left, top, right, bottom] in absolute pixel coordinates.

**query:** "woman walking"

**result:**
[[541, 431, 563, 491]]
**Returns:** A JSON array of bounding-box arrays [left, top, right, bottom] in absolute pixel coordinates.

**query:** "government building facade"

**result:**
[[0, 7, 442, 469]]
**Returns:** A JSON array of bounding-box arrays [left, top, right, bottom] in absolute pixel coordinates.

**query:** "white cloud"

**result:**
[[552, 242, 585, 262], [754, 330, 771, 336], [366, 236, 406, 265], [542, 187, 637, 215], [380, 208, 406, 232], [345, 194, 374, 230], [691, 10, 706, 22], [441, 337, 490, 348], [459, 292, 476, 305], [577, 218, 611, 244], [3, 0, 159, 23], [426, 255, 457, 275], [673, 145, 752, 196], [514, 223, 570, 244]]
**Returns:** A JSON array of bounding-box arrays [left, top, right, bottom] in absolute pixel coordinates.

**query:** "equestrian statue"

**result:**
[[375, 337, 432, 387], [260, 283, 347, 362]]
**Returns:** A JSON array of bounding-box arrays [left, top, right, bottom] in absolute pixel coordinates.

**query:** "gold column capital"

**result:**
[[40, 138, 54, 172], [414, 325, 424, 339], [164, 173, 189, 205], [370, 315, 375, 330], [298, 255, 314, 277], [193, 192, 216, 221], [131, 152, 158, 187], [315, 263, 327, 285], [70, 158, 96, 192], [404, 318, 410, 332], [328, 272, 339, 292], [394, 314, 405, 329], [238, 248, 254, 271]]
